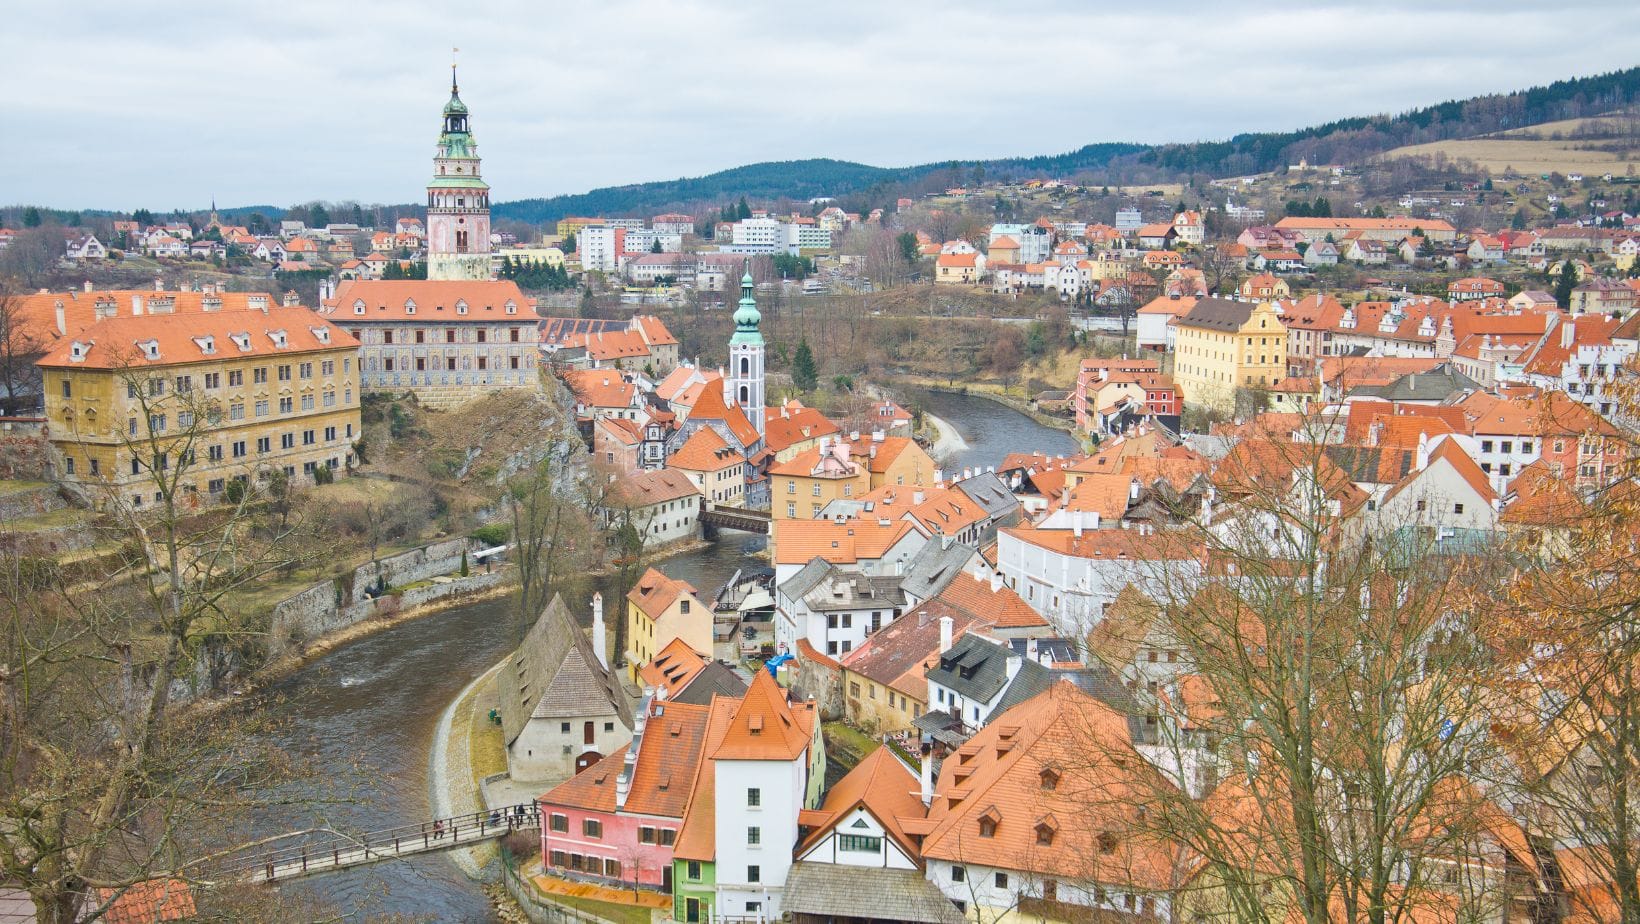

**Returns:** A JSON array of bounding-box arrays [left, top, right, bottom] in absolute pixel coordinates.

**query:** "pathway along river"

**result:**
[[247, 389, 1075, 921]]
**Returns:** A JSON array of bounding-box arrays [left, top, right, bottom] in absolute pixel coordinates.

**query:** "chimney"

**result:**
[[53, 302, 66, 337], [591, 593, 608, 669], [1129, 478, 1140, 502], [989, 570, 1002, 593], [82, 280, 92, 293], [153, 276, 163, 292], [933, 469, 943, 484], [913, 490, 925, 505], [1562, 320, 1575, 349], [1416, 433, 1431, 471], [1073, 510, 1085, 538], [939, 616, 954, 654], [920, 744, 934, 806], [130, 295, 144, 316]]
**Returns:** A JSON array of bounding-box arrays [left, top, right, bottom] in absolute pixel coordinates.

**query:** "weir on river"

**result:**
[[242, 389, 1072, 921]]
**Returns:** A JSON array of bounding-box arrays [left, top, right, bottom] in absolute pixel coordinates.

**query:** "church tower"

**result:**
[[728, 264, 766, 438], [426, 66, 493, 281]]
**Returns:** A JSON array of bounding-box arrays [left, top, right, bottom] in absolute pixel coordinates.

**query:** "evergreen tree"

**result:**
[[1511, 210, 1527, 230], [1554, 258, 1579, 308], [310, 203, 330, 228], [132, 208, 155, 227], [21, 207, 41, 228], [650, 238, 663, 253], [897, 232, 920, 265], [791, 339, 818, 392], [737, 197, 752, 220]]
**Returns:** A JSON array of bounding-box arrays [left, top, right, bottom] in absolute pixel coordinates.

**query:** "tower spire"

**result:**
[[451, 47, 459, 94]]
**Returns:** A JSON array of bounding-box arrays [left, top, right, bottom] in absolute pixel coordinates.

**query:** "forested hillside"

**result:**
[[490, 67, 1640, 223]]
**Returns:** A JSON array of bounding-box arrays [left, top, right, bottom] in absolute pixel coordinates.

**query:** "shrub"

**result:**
[[313, 465, 335, 486], [470, 523, 511, 547]]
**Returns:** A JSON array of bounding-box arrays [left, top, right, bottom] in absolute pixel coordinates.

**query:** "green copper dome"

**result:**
[[731, 268, 762, 345]]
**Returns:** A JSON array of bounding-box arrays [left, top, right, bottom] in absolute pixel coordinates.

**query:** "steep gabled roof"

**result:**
[[796, 745, 926, 860], [496, 596, 632, 746], [627, 567, 699, 620], [671, 696, 740, 861], [712, 669, 812, 761], [685, 384, 760, 449]]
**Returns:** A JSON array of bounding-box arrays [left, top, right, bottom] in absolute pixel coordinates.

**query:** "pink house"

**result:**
[[539, 696, 716, 891]]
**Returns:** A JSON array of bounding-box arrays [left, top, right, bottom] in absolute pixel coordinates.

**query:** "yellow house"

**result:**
[[625, 567, 711, 680], [769, 433, 935, 521], [934, 252, 985, 285], [39, 306, 362, 509], [1172, 297, 1288, 413]]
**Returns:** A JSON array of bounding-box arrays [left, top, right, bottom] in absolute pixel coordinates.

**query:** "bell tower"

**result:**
[[426, 64, 493, 281], [728, 263, 766, 438]]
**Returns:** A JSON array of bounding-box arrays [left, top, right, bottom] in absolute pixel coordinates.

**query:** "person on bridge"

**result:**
[[433, 819, 445, 840]]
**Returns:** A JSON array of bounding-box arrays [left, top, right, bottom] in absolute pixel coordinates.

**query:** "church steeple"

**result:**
[[728, 260, 766, 438], [731, 261, 763, 345]]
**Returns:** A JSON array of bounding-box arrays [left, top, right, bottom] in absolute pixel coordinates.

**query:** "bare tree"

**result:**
[[0, 356, 322, 922], [1080, 426, 1514, 924], [0, 288, 52, 415]]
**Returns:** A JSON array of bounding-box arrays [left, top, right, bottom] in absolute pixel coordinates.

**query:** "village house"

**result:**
[[498, 595, 634, 783], [626, 568, 712, 680], [600, 467, 701, 546]]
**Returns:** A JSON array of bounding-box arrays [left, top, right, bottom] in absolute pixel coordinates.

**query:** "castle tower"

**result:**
[[426, 66, 492, 281], [728, 264, 765, 437]]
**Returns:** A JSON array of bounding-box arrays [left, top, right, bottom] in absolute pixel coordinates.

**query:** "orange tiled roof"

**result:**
[[38, 306, 356, 369], [918, 682, 1178, 889], [1500, 461, 1585, 526], [684, 384, 760, 449], [638, 637, 709, 694], [627, 567, 699, 620], [560, 368, 636, 410], [325, 278, 533, 321], [762, 405, 840, 454], [772, 518, 920, 566], [796, 745, 925, 859], [713, 669, 811, 761], [668, 426, 745, 472], [1058, 473, 1133, 520], [1001, 523, 1199, 561], [95, 879, 196, 924], [671, 696, 740, 861], [541, 699, 712, 819], [608, 467, 699, 508]]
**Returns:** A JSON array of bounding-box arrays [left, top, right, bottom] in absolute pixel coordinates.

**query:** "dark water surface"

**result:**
[[902, 386, 1081, 471]]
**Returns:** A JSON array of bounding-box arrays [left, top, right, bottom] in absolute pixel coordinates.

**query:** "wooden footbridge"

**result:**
[[216, 804, 539, 883]]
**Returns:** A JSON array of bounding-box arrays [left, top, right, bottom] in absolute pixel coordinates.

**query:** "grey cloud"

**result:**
[[2, 0, 1637, 209]]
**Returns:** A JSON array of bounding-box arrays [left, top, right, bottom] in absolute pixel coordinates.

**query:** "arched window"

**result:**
[[739, 386, 749, 404], [740, 357, 749, 376]]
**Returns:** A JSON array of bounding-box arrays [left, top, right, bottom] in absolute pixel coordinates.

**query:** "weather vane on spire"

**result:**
[[451, 47, 460, 91]]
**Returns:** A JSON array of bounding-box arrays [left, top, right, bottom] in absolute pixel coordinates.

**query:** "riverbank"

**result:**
[[894, 377, 1082, 437], [923, 410, 970, 464], [429, 660, 506, 880], [251, 573, 518, 691]]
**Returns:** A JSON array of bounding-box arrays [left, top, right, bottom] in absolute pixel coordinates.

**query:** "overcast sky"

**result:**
[[5, 1, 1638, 212]]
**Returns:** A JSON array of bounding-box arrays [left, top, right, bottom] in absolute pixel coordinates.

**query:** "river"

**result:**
[[250, 390, 1071, 921]]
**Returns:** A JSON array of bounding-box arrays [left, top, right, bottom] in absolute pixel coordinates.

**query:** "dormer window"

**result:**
[[68, 340, 90, 363], [268, 329, 288, 349], [1035, 822, 1056, 846], [505, 301, 518, 315], [978, 809, 1000, 838], [353, 300, 366, 315], [193, 335, 216, 355], [137, 339, 161, 361], [311, 326, 331, 345], [456, 300, 469, 315], [230, 332, 252, 352], [1097, 832, 1118, 854], [1039, 768, 1061, 791], [404, 299, 417, 315]]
